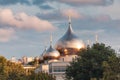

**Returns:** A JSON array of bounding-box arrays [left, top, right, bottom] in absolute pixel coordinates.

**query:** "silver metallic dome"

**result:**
[[55, 21, 85, 50], [43, 45, 60, 60]]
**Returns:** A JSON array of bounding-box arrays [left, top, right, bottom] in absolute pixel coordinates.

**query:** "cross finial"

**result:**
[[50, 33, 52, 45], [87, 40, 90, 46], [68, 15, 71, 24], [95, 34, 98, 43]]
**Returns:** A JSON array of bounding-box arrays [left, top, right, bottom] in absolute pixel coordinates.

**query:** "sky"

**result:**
[[0, 0, 120, 59]]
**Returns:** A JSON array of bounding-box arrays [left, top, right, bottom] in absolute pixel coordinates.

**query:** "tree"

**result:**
[[0, 56, 56, 80], [0, 56, 8, 80], [103, 55, 120, 80], [0, 56, 26, 80], [65, 43, 120, 80], [6, 61, 26, 80], [28, 71, 56, 80]]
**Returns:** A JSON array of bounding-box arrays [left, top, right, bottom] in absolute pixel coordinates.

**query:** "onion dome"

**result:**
[[55, 17, 85, 55], [43, 35, 60, 60]]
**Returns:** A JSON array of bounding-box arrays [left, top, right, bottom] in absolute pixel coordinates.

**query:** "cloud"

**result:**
[[77, 29, 105, 35], [36, 10, 64, 21], [97, 0, 120, 20], [32, 0, 46, 5], [0, 0, 114, 8], [39, 4, 53, 10], [32, 0, 114, 6], [37, 9, 84, 22], [33, 0, 54, 9], [57, 0, 114, 6], [0, 9, 55, 31], [61, 9, 84, 19], [36, 9, 113, 26], [0, 0, 53, 10], [0, 0, 29, 5], [94, 15, 111, 22], [0, 28, 15, 42]]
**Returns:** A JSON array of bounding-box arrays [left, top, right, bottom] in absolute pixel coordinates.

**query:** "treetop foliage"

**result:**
[[65, 43, 120, 80], [0, 56, 56, 80]]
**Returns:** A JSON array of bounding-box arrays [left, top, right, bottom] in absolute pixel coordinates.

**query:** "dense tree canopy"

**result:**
[[0, 56, 25, 80], [0, 56, 56, 80], [65, 43, 120, 80], [28, 71, 56, 80]]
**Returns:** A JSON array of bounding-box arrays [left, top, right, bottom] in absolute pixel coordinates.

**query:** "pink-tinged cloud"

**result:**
[[0, 9, 55, 31], [61, 0, 102, 3], [59, 0, 113, 6], [95, 15, 111, 22], [61, 9, 84, 19], [0, 28, 15, 42]]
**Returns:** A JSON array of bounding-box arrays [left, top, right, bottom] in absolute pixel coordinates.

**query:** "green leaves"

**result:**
[[28, 72, 56, 80], [0, 56, 56, 80], [65, 43, 120, 80]]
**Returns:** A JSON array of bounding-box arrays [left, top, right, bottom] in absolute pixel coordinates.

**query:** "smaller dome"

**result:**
[[43, 45, 60, 60]]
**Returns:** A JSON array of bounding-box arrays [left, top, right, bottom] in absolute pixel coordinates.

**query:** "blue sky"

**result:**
[[0, 0, 120, 59]]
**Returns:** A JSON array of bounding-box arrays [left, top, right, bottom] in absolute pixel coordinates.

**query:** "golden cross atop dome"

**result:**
[[68, 15, 71, 24], [95, 34, 98, 43], [50, 33, 52, 46]]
